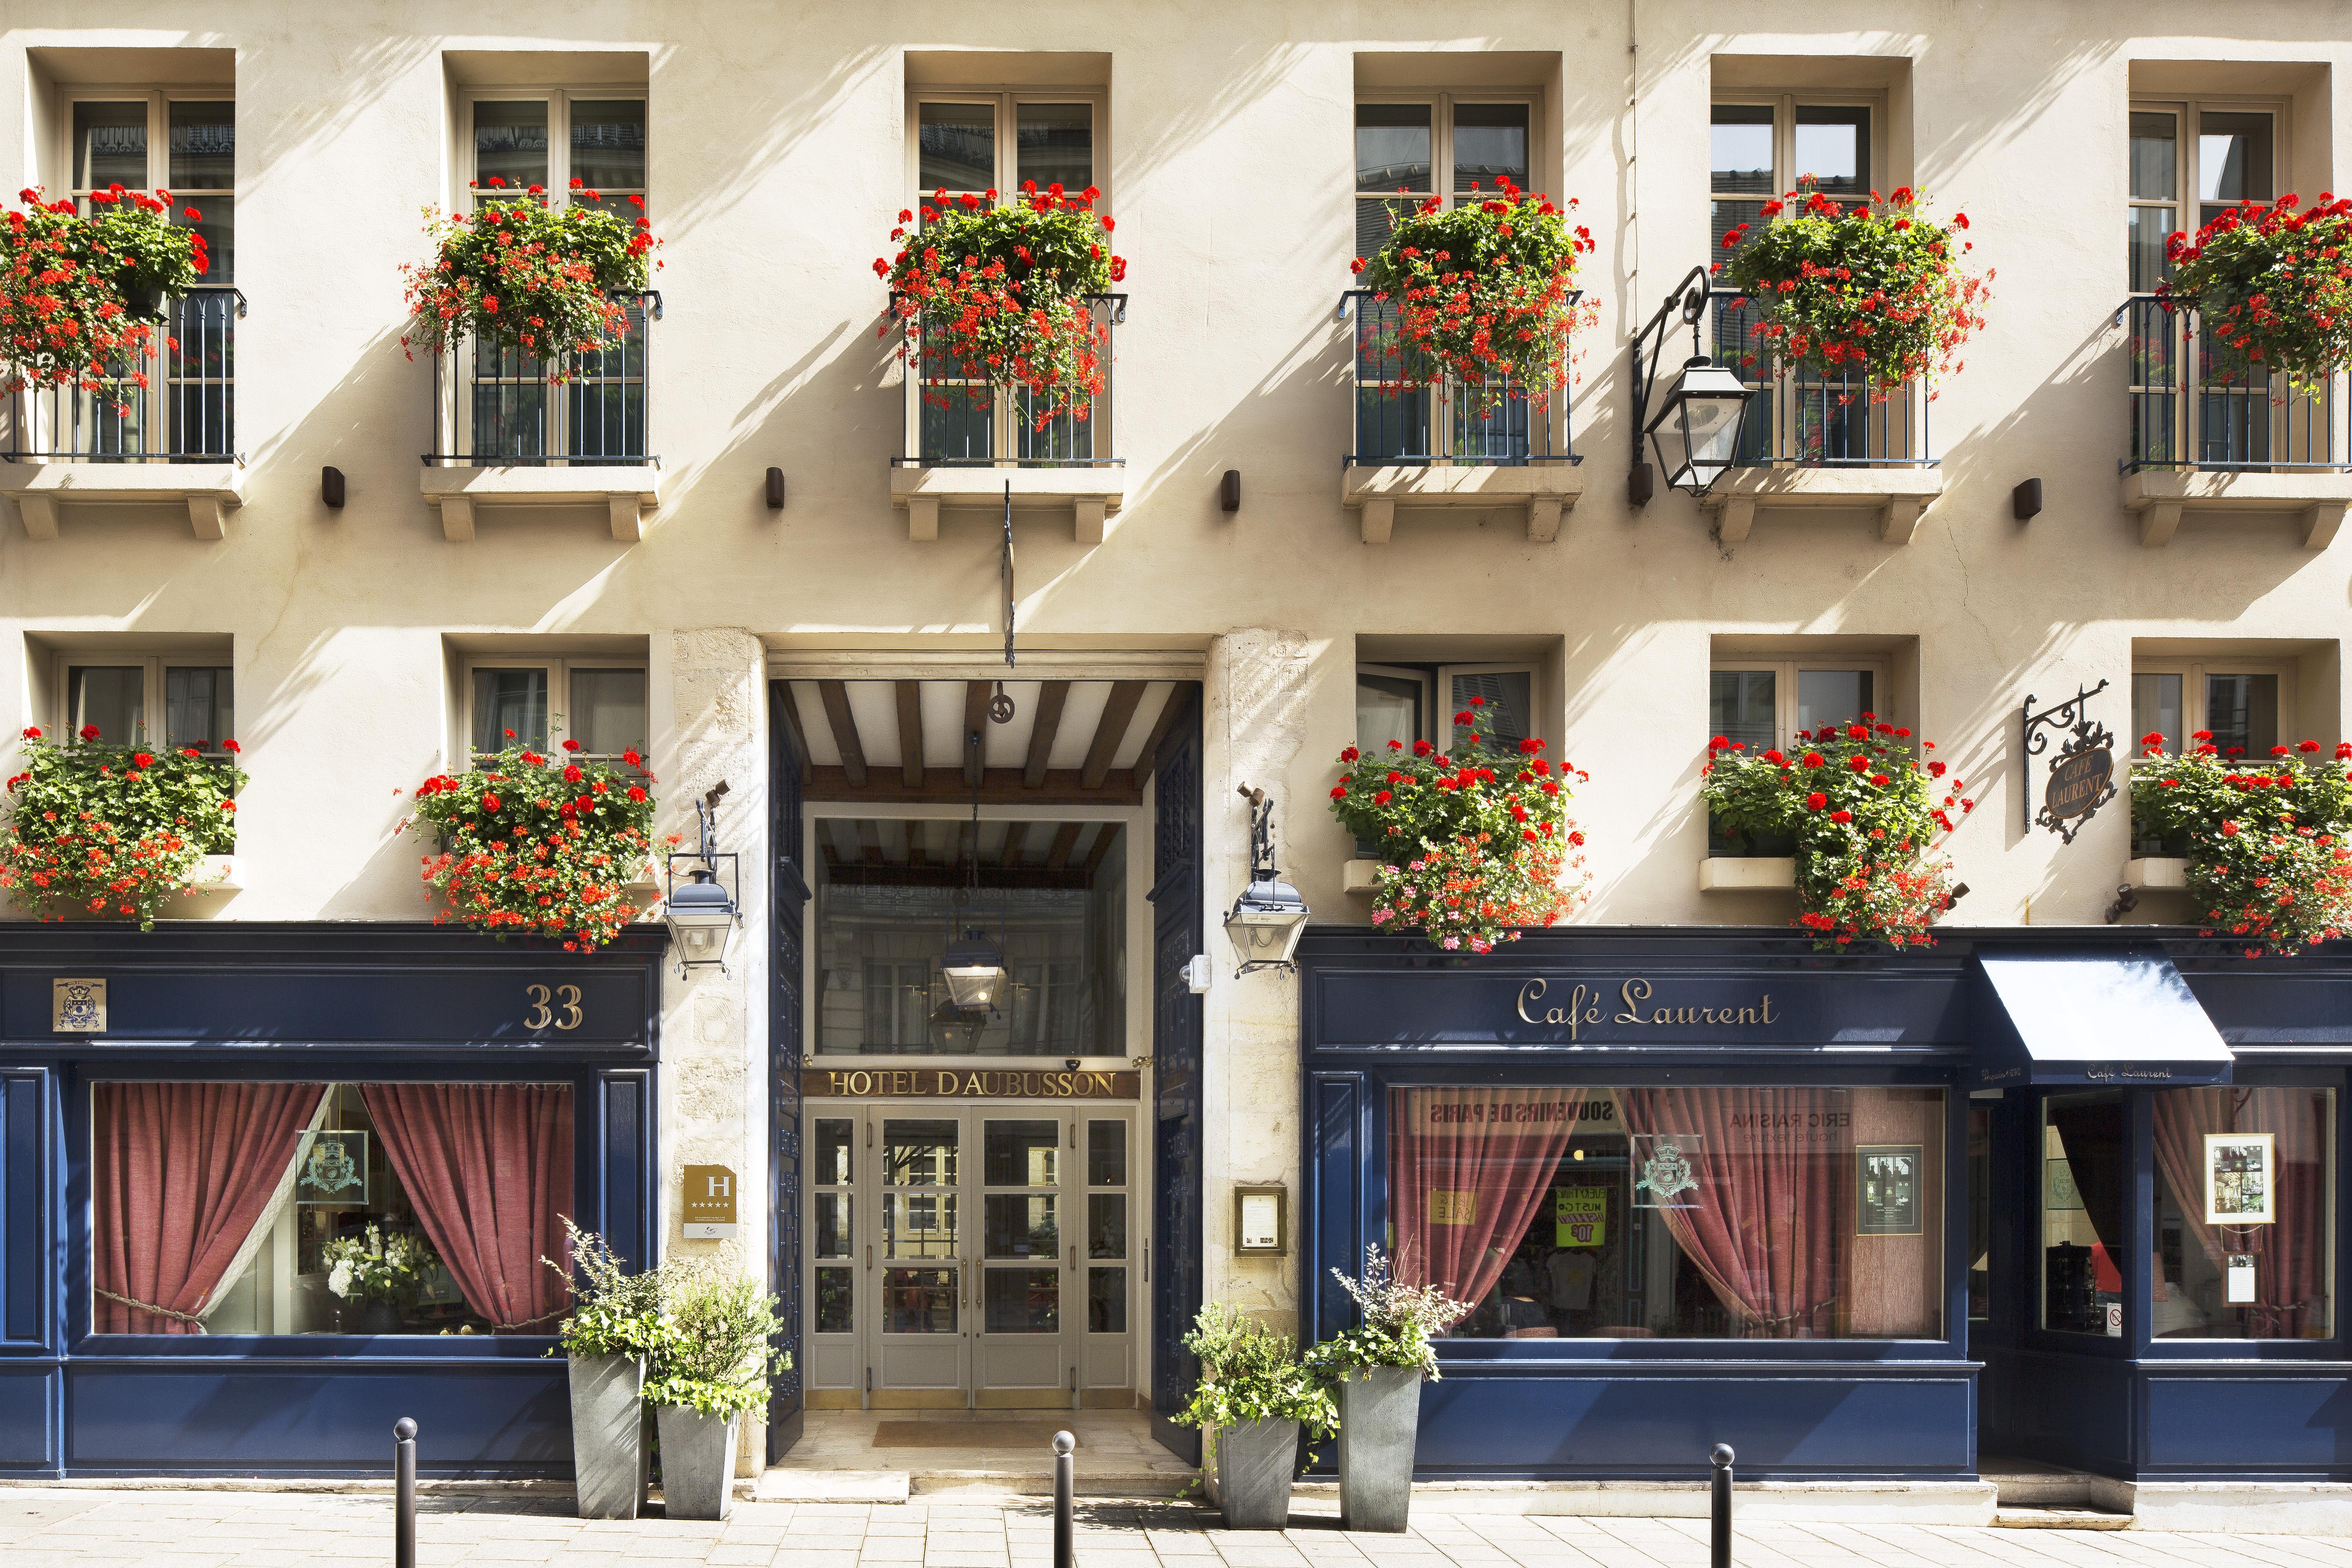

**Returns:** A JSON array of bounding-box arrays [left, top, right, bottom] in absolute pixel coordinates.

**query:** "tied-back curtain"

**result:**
[[2153, 1087, 2326, 1338], [93, 1082, 331, 1334], [361, 1083, 574, 1332], [1388, 1087, 1583, 1309], [1620, 1087, 1844, 1338]]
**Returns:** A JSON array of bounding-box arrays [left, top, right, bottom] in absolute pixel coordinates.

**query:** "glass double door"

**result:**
[[807, 1105, 1137, 1408]]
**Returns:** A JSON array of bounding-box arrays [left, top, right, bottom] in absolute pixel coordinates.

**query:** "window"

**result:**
[[2127, 102, 2278, 293], [2131, 659, 2292, 853], [91, 1080, 574, 1336], [1353, 96, 1532, 262], [1387, 1085, 1946, 1339], [461, 92, 646, 216], [814, 818, 1127, 1058], [2153, 1086, 2332, 1340], [465, 659, 646, 761], [2041, 1092, 2125, 1334], [1355, 664, 1538, 754], [1969, 1100, 1992, 1323], [811, 1117, 855, 1335], [1708, 657, 1889, 856], [58, 655, 235, 756]]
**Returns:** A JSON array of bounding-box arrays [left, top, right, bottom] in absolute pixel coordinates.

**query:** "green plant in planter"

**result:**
[[1718, 182, 1990, 398], [1305, 1246, 1470, 1383], [2129, 732, 2352, 957], [0, 185, 209, 396], [1700, 715, 1972, 950], [400, 181, 660, 379], [545, 1218, 668, 1360], [2161, 195, 2352, 393], [642, 1247, 787, 1419], [1171, 1303, 1336, 1437], [0, 725, 243, 929]]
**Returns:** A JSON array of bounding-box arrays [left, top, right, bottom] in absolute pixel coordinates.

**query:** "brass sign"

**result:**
[[2043, 747, 2115, 822], [2024, 681, 2118, 844], [682, 1164, 739, 1240], [802, 1068, 1140, 1100], [52, 978, 106, 1033]]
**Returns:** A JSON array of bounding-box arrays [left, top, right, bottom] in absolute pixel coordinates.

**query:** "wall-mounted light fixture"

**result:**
[[321, 467, 346, 508], [2013, 478, 2043, 522], [765, 468, 787, 510], [1223, 784, 1310, 975], [1628, 265, 1756, 504], [664, 782, 741, 976], [1220, 470, 1242, 512]]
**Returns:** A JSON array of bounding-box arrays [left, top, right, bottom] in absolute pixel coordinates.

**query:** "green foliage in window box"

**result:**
[[2129, 731, 2352, 956], [0, 724, 243, 929], [0, 185, 209, 393], [2162, 195, 2352, 392]]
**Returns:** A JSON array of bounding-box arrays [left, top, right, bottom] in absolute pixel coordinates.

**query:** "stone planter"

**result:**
[[654, 1404, 741, 1521], [1337, 1366, 1421, 1532], [1216, 1417, 1300, 1530], [567, 1354, 650, 1520]]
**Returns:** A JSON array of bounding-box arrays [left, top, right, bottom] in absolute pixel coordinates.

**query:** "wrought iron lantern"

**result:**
[[1223, 785, 1310, 976], [664, 784, 741, 977], [1629, 265, 1756, 501]]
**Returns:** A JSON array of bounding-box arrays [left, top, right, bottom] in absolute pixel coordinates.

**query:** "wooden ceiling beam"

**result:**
[[963, 681, 991, 788], [817, 681, 866, 788], [895, 681, 924, 790], [1044, 821, 1084, 872], [1024, 681, 1070, 788], [804, 766, 1143, 806], [1129, 684, 1194, 780], [1081, 681, 1148, 790], [1082, 821, 1120, 877], [999, 820, 1031, 868]]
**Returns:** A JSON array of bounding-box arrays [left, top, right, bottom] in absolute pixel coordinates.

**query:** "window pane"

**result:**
[[1016, 102, 1091, 194], [1088, 1266, 1127, 1332], [883, 1267, 956, 1332], [813, 1193, 853, 1259], [2198, 112, 2273, 205], [1711, 104, 1775, 195], [984, 1194, 1058, 1258], [2205, 673, 2278, 758], [1388, 1085, 1944, 1339], [1708, 668, 1776, 753], [470, 668, 548, 753], [568, 668, 646, 757], [2129, 205, 2177, 293], [474, 100, 550, 193], [2130, 111, 2178, 202], [2154, 1087, 2332, 1340], [1087, 1121, 1127, 1186], [1793, 105, 1869, 196], [985, 1120, 1060, 1186], [919, 102, 994, 193], [1796, 669, 1875, 734], [815, 1267, 854, 1334], [1968, 1103, 1991, 1323], [73, 102, 147, 192], [1450, 670, 1532, 753], [1356, 674, 1421, 751], [2132, 673, 2184, 755], [1088, 1192, 1126, 1259], [69, 667, 147, 744], [92, 1080, 571, 1336], [984, 1268, 1059, 1332], [1355, 103, 1432, 192], [813, 1118, 854, 1186], [168, 100, 234, 189], [570, 100, 645, 196], [1452, 103, 1528, 194], [163, 666, 233, 753], [2043, 1093, 2126, 1334], [1355, 196, 1421, 263]]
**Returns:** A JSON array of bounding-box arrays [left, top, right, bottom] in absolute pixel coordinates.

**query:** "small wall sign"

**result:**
[[1233, 1184, 1287, 1256], [52, 978, 105, 1033], [683, 1164, 739, 1240], [2023, 681, 2118, 844], [1856, 1145, 1923, 1236], [2204, 1133, 2275, 1226]]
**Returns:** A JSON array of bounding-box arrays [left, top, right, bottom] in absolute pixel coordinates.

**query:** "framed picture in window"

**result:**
[[296, 1130, 368, 1206], [1856, 1144, 1923, 1236], [2204, 1132, 2275, 1225], [2045, 1159, 2084, 1212]]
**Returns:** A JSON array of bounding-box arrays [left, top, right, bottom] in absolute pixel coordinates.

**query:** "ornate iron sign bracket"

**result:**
[[2022, 679, 2118, 844]]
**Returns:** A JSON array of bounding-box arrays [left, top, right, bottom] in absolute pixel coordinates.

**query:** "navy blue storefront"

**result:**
[[0, 924, 662, 1479], [1298, 927, 2352, 1484]]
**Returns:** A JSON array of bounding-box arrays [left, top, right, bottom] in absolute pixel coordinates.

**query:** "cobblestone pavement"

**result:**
[[8, 1489, 2352, 1568]]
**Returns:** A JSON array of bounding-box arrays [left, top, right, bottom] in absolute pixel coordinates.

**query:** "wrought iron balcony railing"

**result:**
[[896, 294, 1125, 468], [1340, 290, 1579, 466], [3, 286, 245, 462], [2119, 296, 2349, 475], [424, 291, 660, 467], [1707, 292, 1935, 469]]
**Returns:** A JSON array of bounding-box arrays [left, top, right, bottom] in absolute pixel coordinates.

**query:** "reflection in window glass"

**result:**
[[471, 668, 549, 754], [984, 1193, 1058, 1258], [2042, 1093, 2125, 1334], [168, 102, 235, 281], [1968, 1102, 1991, 1323], [2198, 112, 2273, 210], [74, 102, 147, 193], [164, 666, 234, 754], [2132, 673, 2185, 756], [67, 666, 146, 744], [2205, 673, 2278, 758], [814, 1118, 854, 1185], [92, 1080, 572, 1336], [1089, 1266, 1127, 1332], [1089, 1192, 1126, 1259], [1452, 104, 1528, 194], [1708, 669, 1775, 753], [1449, 670, 1531, 753], [1796, 669, 1875, 734], [884, 1267, 956, 1332], [1356, 104, 1432, 191], [2154, 1086, 2332, 1339], [813, 1193, 853, 1259], [2131, 111, 2179, 202], [1793, 106, 1869, 195], [1387, 1085, 1945, 1339], [919, 102, 994, 193], [984, 1268, 1059, 1332], [568, 668, 646, 757], [1710, 105, 1775, 195], [473, 100, 550, 194], [1356, 673, 1423, 752], [815, 1267, 853, 1334], [570, 100, 646, 204], [1088, 1121, 1127, 1187], [985, 1120, 1059, 1187], [1017, 103, 1091, 193]]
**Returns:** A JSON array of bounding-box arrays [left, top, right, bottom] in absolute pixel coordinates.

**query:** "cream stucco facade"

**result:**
[[3, 2, 2349, 1463]]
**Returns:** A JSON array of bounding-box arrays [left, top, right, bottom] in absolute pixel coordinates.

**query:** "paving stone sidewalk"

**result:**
[[7, 1489, 2352, 1568]]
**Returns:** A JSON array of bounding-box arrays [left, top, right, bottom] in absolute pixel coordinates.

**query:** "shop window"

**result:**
[[813, 817, 1126, 1058], [2153, 1086, 2333, 1340], [2041, 1092, 2126, 1335], [464, 658, 647, 762], [1706, 657, 1889, 855], [91, 1080, 574, 1336], [1354, 95, 1532, 263], [1356, 663, 1537, 754], [1969, 1100, 1991, 1323], [59, 654, 236, 757], [1385, 1084, 1945, 1340], [2129, 659, 2291, 853]]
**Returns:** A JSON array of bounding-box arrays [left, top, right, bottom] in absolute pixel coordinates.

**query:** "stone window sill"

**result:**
[[1698, 856, 1796, 892], [1340, 463, 1586, 545], [4, 461, 246, 540], [1698, 466, 1943, 546], [891, 466, 1125, 544], [2121, 470, 2352, 549], [421, 465, 664, 543]]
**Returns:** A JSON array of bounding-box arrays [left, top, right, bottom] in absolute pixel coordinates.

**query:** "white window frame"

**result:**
[[2130, 658, 2297, 760], [1354, 662, 1543, 753], [1355, 664, 1433, 752], [1708, 656, 1895, 751], [53, 653, 236, 758], [2127, 96, 2290, 284], [453, 87, 648, 212], [1352, 91, 1542, 241], [1708, 94, 1884, 214], [460, 655, 648, 763]]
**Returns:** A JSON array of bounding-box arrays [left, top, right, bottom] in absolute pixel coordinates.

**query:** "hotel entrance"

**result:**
[[802, 1096, 1139, 1408]]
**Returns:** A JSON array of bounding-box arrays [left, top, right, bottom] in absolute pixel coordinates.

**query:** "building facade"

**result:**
[[1, 0, 2350, 1515]]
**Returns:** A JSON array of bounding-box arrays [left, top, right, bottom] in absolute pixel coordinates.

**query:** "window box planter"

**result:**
[[1341, 858, 1380, 895], [1698, 855, 1797, 892], [889, 463, 1125, 544], [1699, 464, 1945, 546], [2120, 468, 2352, 550], [2124, 856, 2190, 891], [1339, 462, 1584, 545], [185, 854, 242, 894], [5, 459, 246, 541]]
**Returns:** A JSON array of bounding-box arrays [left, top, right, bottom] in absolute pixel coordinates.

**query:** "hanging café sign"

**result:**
[[2022, 680, 2118, 844]]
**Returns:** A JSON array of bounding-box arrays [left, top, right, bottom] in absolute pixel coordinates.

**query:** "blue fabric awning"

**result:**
[[1971, 949, 2233, 1088]]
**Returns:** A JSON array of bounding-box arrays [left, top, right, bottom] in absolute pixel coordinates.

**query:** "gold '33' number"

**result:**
[[524, 984, 584, 1031]]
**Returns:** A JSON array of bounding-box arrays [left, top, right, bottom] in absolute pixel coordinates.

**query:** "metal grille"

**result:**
[[899, 294, 1124, 466], [3, 287, 245, 461], [425, 292, 660, 466], [1706, 292, 1935, 468], [1341, 290, 1579, 466], [2120, 296, 2348, 474]]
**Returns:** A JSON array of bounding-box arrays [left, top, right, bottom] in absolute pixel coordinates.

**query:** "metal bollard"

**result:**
[[394, 1417, 417, 1568], [1053, 1430, 1076, 1568], [1710, 1444, 1735, 1568]]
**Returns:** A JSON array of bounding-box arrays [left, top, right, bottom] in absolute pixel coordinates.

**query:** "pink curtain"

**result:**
[[361, 1084, 574, 1332], [2153, 1087, 2326, 1339], [1389, 1087, 1583, 1307], [92, 1082, 328, 1334], [1620, 1088, 1845, 1337]]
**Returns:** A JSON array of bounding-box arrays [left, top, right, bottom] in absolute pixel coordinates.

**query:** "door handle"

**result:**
[[1069, 1244, 1076, 1270]]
